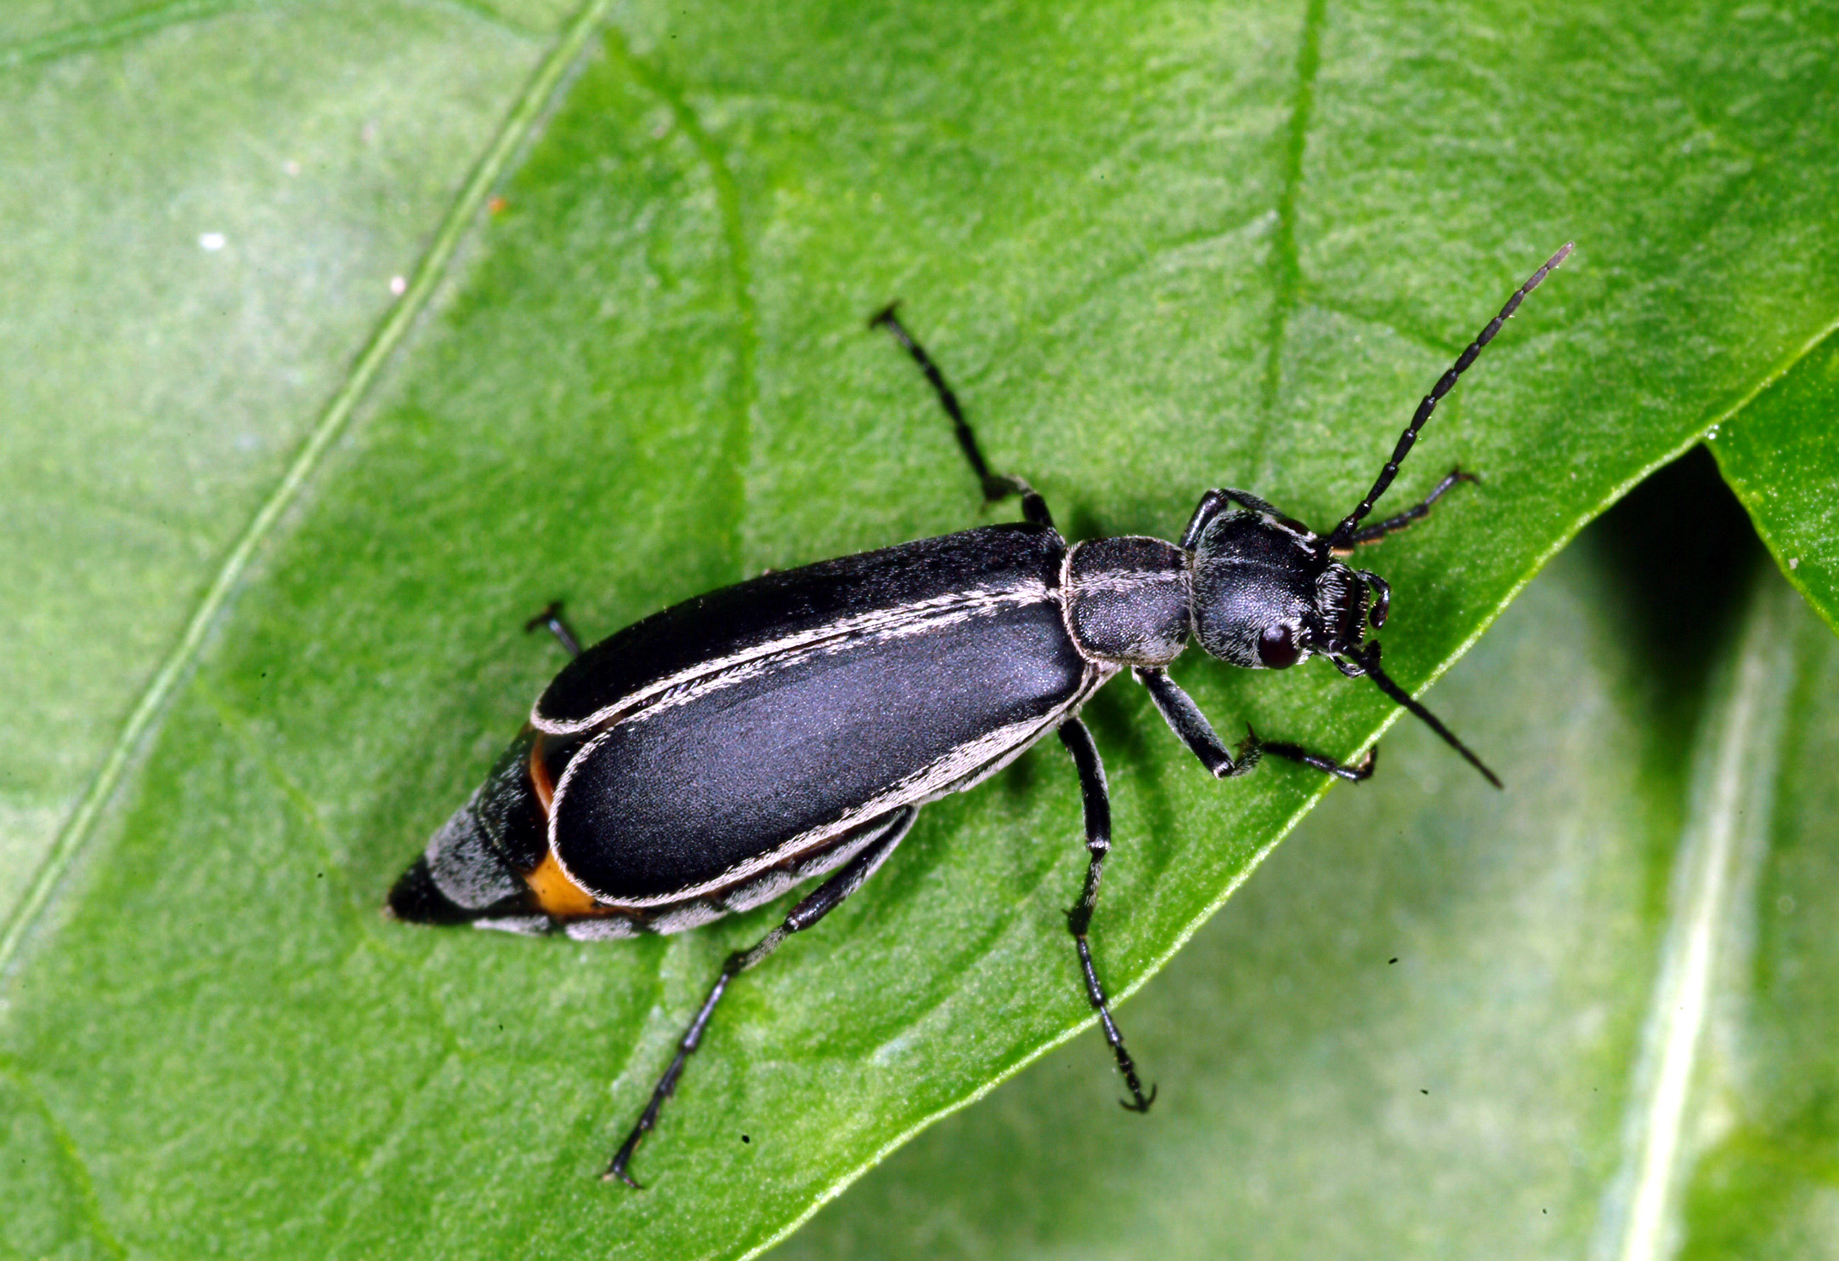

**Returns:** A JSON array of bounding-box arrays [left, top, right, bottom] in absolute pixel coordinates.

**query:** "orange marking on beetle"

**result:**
[[522, 731, 621, 918], [527, 732, 559, 813], [523, 849, 608, 918]]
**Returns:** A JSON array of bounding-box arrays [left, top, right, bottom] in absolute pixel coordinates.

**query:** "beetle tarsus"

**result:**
[[1077, 933, 1155, 1112], [1248, 725, 1377, 782], [606, 971, 725, 1189], [604, 1164, 644, 1189], [604, 1133, 648, 1189], [1119, 1083, 1158, 1114]]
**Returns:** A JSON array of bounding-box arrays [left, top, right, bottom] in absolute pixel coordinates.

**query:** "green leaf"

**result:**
[[778, 463, 1839, 1260], [1711, 328, 1839, 635], [0, 0, 566, 922], [3, 1, 1836, 1258]]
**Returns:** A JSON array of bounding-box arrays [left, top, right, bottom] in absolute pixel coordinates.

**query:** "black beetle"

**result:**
[[388, 244, 1571, 1186]]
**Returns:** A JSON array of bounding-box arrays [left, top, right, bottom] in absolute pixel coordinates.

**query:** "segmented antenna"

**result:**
[[1326, 243, 1573, 552]]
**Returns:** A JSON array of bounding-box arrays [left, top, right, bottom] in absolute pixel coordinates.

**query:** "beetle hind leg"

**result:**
[[1057, 717, 1156, 1113], [605, 806, 920, 1188], [524, 600, 584, 658]]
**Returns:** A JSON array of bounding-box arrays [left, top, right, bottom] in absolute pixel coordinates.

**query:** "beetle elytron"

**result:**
[[389, 244, 1571, 1186]]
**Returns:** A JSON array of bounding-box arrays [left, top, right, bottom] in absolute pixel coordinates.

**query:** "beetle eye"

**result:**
[[1257, 624, 1302, 669]]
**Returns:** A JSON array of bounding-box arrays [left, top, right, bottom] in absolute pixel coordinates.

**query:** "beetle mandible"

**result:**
[[388, 243, 1572, 1186]]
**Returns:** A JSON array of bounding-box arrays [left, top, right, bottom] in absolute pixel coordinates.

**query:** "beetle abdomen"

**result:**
[[551, 594, 1092, 903], [387, 727, 551, 925]]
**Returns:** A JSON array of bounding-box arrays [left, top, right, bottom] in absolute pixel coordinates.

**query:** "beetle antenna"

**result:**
[[1326, 243, 1572, 553], [1346, 642, 1502, 789]]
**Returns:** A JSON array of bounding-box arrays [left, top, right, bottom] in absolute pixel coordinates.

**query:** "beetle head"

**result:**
[[1187, 510, 1387, 670], [1179, 244, 1573, 792], [1187, 502, 1494, 788]]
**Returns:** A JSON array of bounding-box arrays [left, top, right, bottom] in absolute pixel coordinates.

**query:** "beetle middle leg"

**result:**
[[605, 806, 918, 1188], [870, 304, 1054, 528], [1057, 717, 1155, 1112], [1134, 667, 1372, 782]]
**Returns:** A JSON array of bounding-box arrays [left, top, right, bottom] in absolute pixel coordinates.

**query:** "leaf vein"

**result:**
[[0, 0, 617, 988], [609, 31, 759, 575], [1258, 0, 1328, 435], [0, 0, 235, 71], [0, 1055, 130, 1259]]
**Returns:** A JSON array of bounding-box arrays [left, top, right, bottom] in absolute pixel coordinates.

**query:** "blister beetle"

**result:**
[[388, 243, 1571, 1186]]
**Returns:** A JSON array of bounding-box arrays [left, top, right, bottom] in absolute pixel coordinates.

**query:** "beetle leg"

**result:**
[[1178, 487, 1291, 551], [1331, 467, 1477, 553], [870, 304, 1054, 529], [1058, 718, 1156, 1113], [523, 600, 584, 658], [1134, 669, 1370, 782], [1133, 667, 1261, 777], [604, 806, 919, 1188], [1011, 478, 1055, 529], [1249, 727, 1376, 782]]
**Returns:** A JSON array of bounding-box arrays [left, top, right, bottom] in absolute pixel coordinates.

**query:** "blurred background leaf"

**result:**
[[1, 1, 1833, 1258]]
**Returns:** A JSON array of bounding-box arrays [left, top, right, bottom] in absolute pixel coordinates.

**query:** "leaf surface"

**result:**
[[1712, 329, 1839, 634], [2, 1, 1835, 1257]]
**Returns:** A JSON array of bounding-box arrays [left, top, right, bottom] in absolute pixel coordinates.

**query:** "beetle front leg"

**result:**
[[1134, 669, 1371, 782], [1253, 731, 1375, 782], [605, 806, 918, 1188], [1178, 487, 1288, 551], [1133, 667, 1259, 777], [1057, 718, 1155, 1113], [1331, 467, 1476, 553]]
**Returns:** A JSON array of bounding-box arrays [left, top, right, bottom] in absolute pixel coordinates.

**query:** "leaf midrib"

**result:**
[[0, 0, 616, 984], [1596, 576, 1799, 1260]]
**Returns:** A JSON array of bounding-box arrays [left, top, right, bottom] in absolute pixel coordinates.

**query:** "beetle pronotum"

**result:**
[[389, 243, 1572, 1185]]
